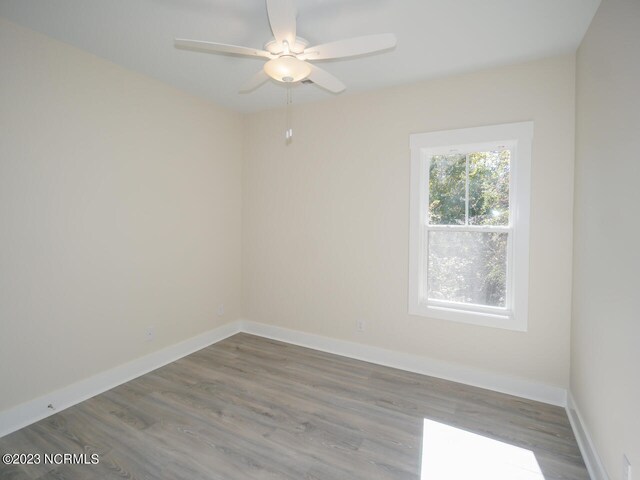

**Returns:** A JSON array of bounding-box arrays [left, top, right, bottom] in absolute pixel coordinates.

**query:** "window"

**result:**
[[409, 122, 533, 331]]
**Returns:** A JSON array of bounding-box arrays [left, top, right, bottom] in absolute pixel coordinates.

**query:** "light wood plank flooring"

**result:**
[[0, 333, 589, 479]]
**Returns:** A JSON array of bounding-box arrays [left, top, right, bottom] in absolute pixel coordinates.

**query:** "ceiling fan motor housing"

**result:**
[[264, 37, 309, 55]]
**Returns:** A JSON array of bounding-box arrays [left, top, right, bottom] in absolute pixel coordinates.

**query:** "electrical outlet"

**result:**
[[623, 455, 632, 480], [356, 319, 365, 332], [145, 326, 156, 342], [217, 304, 225, 316]]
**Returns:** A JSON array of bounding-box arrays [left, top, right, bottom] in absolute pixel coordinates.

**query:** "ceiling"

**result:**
[[0, 0, 600, 112]]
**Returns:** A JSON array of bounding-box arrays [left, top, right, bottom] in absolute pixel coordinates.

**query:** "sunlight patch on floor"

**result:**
[[421, 419, 545, 480]]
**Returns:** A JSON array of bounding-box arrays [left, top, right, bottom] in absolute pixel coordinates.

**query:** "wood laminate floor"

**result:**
[[0, 333, 589, 480]]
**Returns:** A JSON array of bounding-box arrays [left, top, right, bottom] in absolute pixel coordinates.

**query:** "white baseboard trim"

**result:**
[[240, 320, 568, 407], [566, 392, 609, 480], [0, 320, 242, 438], [0, 318, 569, 440]]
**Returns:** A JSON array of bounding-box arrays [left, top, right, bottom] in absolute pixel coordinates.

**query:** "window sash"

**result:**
[[420, 148, 514, 315], [420, 228, 513, 316], [426, 149, 513, 228], [424, 224, 510, 233], [427, 298, 512, 316]]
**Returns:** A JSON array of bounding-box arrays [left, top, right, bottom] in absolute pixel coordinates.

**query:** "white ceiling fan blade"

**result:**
[[304, 33, 397, 60], [175, 39, 271, 58], [239, 70, 270, 93], [307, 64, 345, 93], [266, 0, 297, 48]]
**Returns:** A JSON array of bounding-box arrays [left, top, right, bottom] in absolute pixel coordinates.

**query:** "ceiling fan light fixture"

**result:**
[[264, 56, 310, 83]]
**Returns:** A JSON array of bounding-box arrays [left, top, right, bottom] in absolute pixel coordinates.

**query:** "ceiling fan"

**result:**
[[174, 0, 397, 94]]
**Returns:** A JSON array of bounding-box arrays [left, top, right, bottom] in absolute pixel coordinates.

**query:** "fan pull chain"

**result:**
[[285, 86, 293, 144]]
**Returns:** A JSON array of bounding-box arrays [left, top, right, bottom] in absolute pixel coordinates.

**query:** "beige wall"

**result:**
[[0, 19, 243, 411], [572, 0, 640, 477], [243, 55, 576, 388]]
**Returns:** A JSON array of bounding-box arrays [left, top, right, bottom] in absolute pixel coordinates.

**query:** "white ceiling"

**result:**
[[0, 0, 600, 112]]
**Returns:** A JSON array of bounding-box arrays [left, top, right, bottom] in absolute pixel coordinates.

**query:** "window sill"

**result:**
[[408, 302, 527, 332]]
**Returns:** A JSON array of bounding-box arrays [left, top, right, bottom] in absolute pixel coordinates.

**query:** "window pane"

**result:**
[[428, 154, 466, 225], [426, 230, 508, 307], [468, 150, 510, 226]]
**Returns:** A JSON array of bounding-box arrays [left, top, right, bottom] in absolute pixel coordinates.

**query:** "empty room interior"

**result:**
[[0, 0, 638, 479]]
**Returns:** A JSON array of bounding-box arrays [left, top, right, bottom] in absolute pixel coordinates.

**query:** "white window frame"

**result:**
[[408, 122, 533, 331]]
